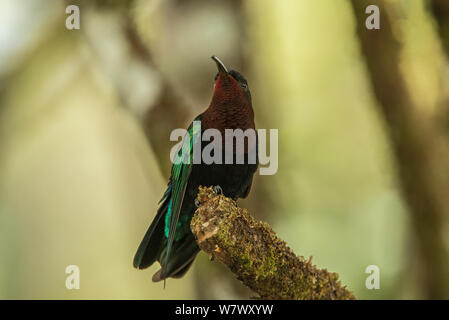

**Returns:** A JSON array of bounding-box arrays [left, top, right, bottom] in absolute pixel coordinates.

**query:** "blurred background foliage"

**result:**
[[0, 0, 448, 299]]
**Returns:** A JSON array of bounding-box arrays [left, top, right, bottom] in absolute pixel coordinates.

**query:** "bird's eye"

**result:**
[[240, 83, 248, 89]]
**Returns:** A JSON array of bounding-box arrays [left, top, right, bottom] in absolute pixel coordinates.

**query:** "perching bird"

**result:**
[[133, 56, 258, 282]]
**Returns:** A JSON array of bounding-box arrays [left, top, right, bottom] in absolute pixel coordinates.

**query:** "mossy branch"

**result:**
[[190, 187, 355, 300]]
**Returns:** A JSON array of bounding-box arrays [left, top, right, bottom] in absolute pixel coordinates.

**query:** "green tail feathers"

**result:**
[[133, 118, 201, 281]]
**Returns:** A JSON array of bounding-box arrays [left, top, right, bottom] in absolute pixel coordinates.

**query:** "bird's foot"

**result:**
[[194, 198, 201, 208], [213, 185, 223, 195]]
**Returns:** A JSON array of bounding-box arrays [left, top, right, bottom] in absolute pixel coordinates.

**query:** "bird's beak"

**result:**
[[211, 56, 228, 75]]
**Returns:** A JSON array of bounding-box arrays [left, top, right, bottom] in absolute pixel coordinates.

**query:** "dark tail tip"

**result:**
[[133, 254, 143, 269]]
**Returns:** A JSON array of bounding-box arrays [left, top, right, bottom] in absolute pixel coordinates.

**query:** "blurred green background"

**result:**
[[1, 0, 449, 299]]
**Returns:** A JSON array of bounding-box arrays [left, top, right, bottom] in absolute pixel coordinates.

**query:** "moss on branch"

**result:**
[[190, 187, 355, 300]]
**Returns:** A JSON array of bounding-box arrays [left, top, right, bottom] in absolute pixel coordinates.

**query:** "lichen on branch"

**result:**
[[190, 186, 355, 300]]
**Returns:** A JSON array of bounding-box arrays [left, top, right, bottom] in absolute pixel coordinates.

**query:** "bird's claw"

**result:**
[[194, 198, 201, 208], [213, 185, 223, 195]]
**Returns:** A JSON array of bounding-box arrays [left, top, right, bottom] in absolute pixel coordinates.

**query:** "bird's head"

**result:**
[[210, 56, 252, 108]]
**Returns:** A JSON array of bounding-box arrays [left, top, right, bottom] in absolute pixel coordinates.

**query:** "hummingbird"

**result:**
[[133, 56, 258, 282]]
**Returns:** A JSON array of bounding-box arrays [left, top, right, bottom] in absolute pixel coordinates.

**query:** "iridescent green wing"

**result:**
[[162, 117, 201, 275]]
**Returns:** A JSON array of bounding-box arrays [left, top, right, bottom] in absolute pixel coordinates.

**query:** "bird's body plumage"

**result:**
[[133, 57, 258, 282]]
